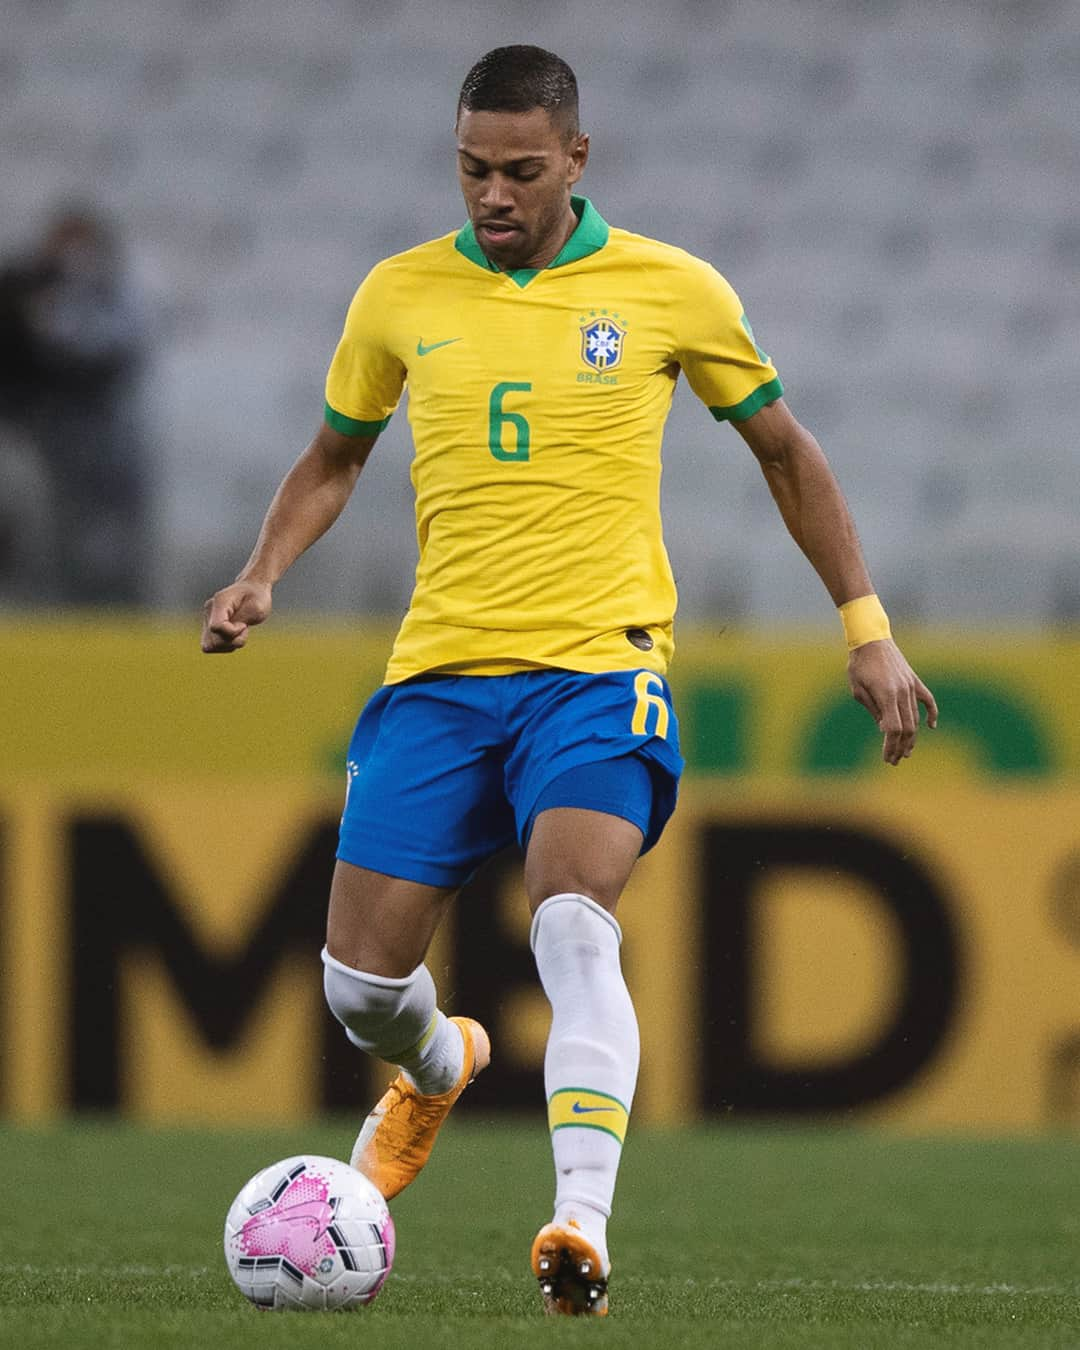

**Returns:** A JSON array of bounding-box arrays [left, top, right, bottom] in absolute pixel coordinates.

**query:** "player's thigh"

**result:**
[[325, 860, 455, 978], [508, 670, 684, 913], [524, 805, 644, 915], [507, 669, 682, 843], [338, 676, 515, 888]]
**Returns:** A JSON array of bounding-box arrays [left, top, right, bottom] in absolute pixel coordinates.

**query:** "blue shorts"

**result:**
[[337, 668, 683, 888]]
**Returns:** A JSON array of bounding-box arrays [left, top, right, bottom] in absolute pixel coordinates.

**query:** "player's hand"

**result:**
[[201, 580, 273, 653], [848, 639, 937, 766]]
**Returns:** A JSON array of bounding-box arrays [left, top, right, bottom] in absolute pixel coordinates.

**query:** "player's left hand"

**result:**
[[848, 639, 938, 766]]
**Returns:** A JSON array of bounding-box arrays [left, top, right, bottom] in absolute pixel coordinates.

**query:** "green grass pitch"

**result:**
[[1, 1119, 1078, 1348]]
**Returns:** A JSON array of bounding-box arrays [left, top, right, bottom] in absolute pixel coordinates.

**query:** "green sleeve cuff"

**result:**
[[709, 376, 784, 423], [324, 402, 392, 437]]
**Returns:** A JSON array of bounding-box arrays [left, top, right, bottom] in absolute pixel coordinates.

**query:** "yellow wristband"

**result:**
[[839, 594, 891, 650]]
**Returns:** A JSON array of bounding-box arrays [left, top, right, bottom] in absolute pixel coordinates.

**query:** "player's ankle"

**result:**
[[400, 1016, 465, 1095], [553, 1202, 610, 1271]]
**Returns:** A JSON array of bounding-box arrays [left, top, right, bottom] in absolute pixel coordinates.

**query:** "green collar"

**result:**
[[454, 195, 609, 288]]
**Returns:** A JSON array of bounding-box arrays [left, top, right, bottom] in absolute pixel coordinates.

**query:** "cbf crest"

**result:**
[[579, 310, 627, 372]]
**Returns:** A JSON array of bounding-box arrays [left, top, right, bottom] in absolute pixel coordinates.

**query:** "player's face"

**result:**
[[456, 107, 589, 271]]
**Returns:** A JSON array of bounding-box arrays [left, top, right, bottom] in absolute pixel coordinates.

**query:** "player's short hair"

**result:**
[[457, 45, 579, 139]]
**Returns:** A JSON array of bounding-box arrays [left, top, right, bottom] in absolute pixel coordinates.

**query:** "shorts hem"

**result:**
[[528, 792, 653, 847], [520, 747, 680, 855], [335, 841, 470, 890]]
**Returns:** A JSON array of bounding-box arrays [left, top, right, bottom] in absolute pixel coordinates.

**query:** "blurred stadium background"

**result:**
[[1, 0, 1079, 1145]]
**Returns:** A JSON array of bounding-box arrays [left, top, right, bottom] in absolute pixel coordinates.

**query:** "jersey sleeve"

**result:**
[[674, 262, 783, 423], [324, 265, 406, 436]]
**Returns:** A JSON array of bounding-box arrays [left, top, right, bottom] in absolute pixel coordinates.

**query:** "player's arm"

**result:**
[[734, 396, 937, 765], [201, 422, 378, 653]]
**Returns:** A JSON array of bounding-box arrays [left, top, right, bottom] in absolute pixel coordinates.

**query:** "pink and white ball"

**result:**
[[224, 1155, 395, 1310]]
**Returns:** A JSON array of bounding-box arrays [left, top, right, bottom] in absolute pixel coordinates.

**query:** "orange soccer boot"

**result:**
[[350, 1016, 490, 1200], [530, 1220, 610, 1316]]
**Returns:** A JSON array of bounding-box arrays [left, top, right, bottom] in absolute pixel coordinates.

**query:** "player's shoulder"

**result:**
[[606, 224, 719, 274], [605, 224, 738, 298], [345, 232, 460, 305], [375, 232, 459, 274], [364, 232, 460, 282]]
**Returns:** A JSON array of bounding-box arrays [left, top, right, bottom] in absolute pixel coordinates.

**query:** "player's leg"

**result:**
[[324, 859, 469, 1087], [505, 669, 683, 1315], [524, 796, 646, 1316], [323, 860, 490, 1199], [323, 677, 512, 1198]]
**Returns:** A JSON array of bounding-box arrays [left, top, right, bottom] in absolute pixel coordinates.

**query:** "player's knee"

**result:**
[[525, 824, 638, 913], [322, 946, 436, 1057], [527, 864, 625, 914]]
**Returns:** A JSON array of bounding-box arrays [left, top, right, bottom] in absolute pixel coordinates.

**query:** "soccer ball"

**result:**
[[223, 1154, 395, 1310]]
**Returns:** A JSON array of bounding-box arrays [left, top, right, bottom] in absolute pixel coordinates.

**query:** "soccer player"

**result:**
[[202, 45, 937, 1316]]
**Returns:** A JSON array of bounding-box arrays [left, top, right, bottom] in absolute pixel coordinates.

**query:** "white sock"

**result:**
[[398, 1017, 465, 1096], [321, 947, 464, 1095], [530, 893, 640, 1272]]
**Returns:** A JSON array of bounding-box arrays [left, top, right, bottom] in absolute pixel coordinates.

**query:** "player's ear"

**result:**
[[567, 132, 589, 183]]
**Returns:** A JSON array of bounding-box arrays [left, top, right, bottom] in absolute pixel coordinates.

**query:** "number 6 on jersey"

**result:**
[[489, 381, 532, 462]]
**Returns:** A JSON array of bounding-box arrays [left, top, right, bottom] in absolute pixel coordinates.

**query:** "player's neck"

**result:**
[[531, 203, 580, 270]]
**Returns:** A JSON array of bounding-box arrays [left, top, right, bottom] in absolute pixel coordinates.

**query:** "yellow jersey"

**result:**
[[324, 197, 782, 684]]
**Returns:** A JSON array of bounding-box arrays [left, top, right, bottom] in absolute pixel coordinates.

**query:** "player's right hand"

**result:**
[[201, 580, 273, 653]]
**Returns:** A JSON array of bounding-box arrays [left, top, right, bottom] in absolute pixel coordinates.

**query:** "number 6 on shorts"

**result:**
[[630, 671, 669, 738]]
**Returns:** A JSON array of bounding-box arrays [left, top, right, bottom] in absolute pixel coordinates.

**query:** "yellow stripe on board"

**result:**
[[548, 1087, 629, 1144]]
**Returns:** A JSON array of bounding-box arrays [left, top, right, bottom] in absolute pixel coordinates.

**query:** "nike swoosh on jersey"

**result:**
[[416, 337, 462, 356], [571, 1102, 618, 1114]]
